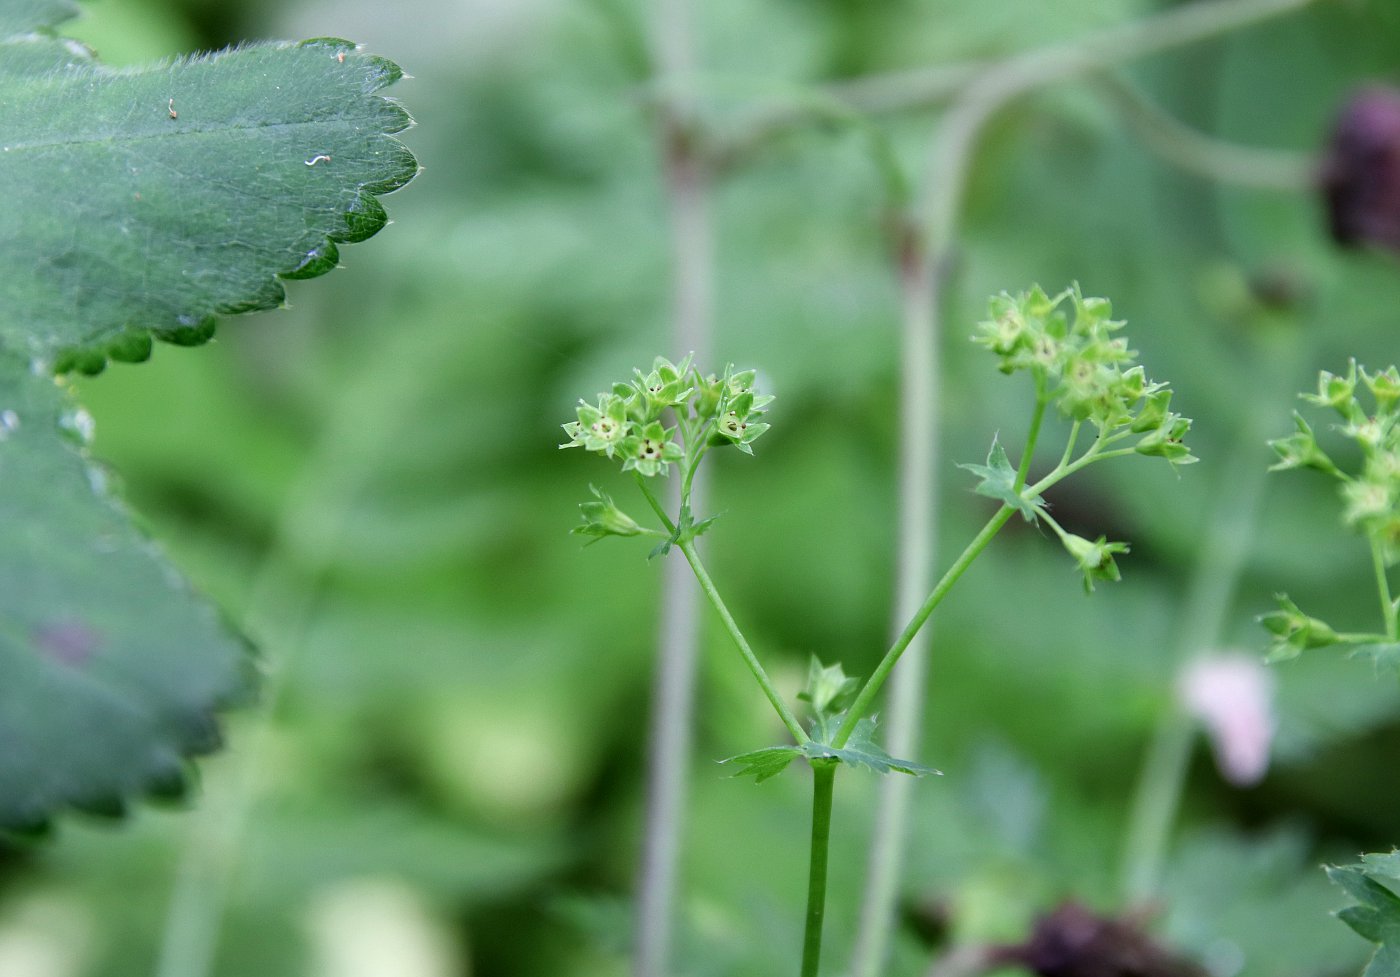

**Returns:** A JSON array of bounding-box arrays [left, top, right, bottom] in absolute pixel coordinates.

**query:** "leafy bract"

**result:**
[[806, 717, 941, 777], [0, 5, 417, 829], [959, 436, 1044, 522], [1329, 861, 1400, 977], [722, 745, 802, 784], [723, 718, 940, 783]]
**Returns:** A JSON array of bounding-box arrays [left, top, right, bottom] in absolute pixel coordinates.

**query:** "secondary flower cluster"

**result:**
[[560, 356, 772, 477], [562, 357, 773, 544], [1262, 361, 1400, 662], [1270, 360, 1400, 560], [973, 285, 1194, 464]]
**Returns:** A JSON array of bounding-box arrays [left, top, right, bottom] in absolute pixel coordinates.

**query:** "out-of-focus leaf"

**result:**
[[0, 4, 417, 829], [0, 0, 76, 35], [0, 354, 253, 830]]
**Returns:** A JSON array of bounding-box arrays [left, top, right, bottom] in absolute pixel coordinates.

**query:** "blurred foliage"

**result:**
[[4, 0, 1400, 975]]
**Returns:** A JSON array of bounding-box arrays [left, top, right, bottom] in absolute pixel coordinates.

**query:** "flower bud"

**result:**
[[573, 486, 644, 541], [1321, 86, 1400, 252], [1258, 594, 1339, 661], [1060, 533, 1129, 593]]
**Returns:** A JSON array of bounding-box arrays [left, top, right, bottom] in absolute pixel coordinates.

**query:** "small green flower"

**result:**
[[1361, 364, 1400, 414], [561, 393, 631, 456], [1060, 533, 1129, 593], [1302, 361, 1359, 417], [633, 355, 695, 419], [1134, 414, 1196, 465], [621, 420, 683, 477], [573, 485, 645, 542], [1129, 386, 1173, 434]]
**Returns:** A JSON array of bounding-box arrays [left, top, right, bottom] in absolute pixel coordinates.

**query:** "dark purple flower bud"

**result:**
[[992, 902, 1207, 977], [1321, 86, 1400, 250]]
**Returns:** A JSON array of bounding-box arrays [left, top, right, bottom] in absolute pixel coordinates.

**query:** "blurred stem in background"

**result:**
[[849, 0, 1322, 974], [153, 329, 450, 977], [635, 0, 714, 973], [1120, 332, 1310, 902]]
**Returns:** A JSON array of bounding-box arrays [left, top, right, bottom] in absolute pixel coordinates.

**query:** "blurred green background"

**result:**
[[4, 0, 1400, 974]]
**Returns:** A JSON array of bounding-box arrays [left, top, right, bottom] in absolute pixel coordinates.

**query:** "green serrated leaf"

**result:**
[[0, 353, 255, 831], [0, 22, 416, 829], [721, 746, 802, 783], [1328, 862, 1400, 975], [958, 436, 1042, 522], [0, 37, 417, 367], [804, 718, 941, 777]]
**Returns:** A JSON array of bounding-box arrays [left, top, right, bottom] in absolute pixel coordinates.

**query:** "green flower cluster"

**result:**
[[1270, 360, 1400, 560], [561, 355, 772, 477], [1263, 361, 1400, 663], [973, 285, 1195, 464], [562, 356, 773, 542]]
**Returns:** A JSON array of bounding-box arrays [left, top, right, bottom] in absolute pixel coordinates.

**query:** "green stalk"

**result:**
[[637, 0, 715, 968], [835, 503, 1015, 748], [1371, 535, 1398, 642], [1014, 397, 1048, 491], [836, 394, 1049, 752], [677, 537, 809, 744], [800, 762, 838, 977]]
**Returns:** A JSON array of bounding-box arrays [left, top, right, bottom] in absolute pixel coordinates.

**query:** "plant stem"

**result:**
[[801, 762, 838, 977], [1015, 397, 1048, 491], [639, 511, 705, 977], [1371, 535, 1397, 642], [1093, 75, 1314, 190], [677, 538, 809, 744], [836, 504, 1015, 749], [849, 215, 941, 977], [638, 0, 715, 954]]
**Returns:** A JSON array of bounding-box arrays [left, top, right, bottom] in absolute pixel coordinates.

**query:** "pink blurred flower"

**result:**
[[1177, 654, 1276, 787]]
